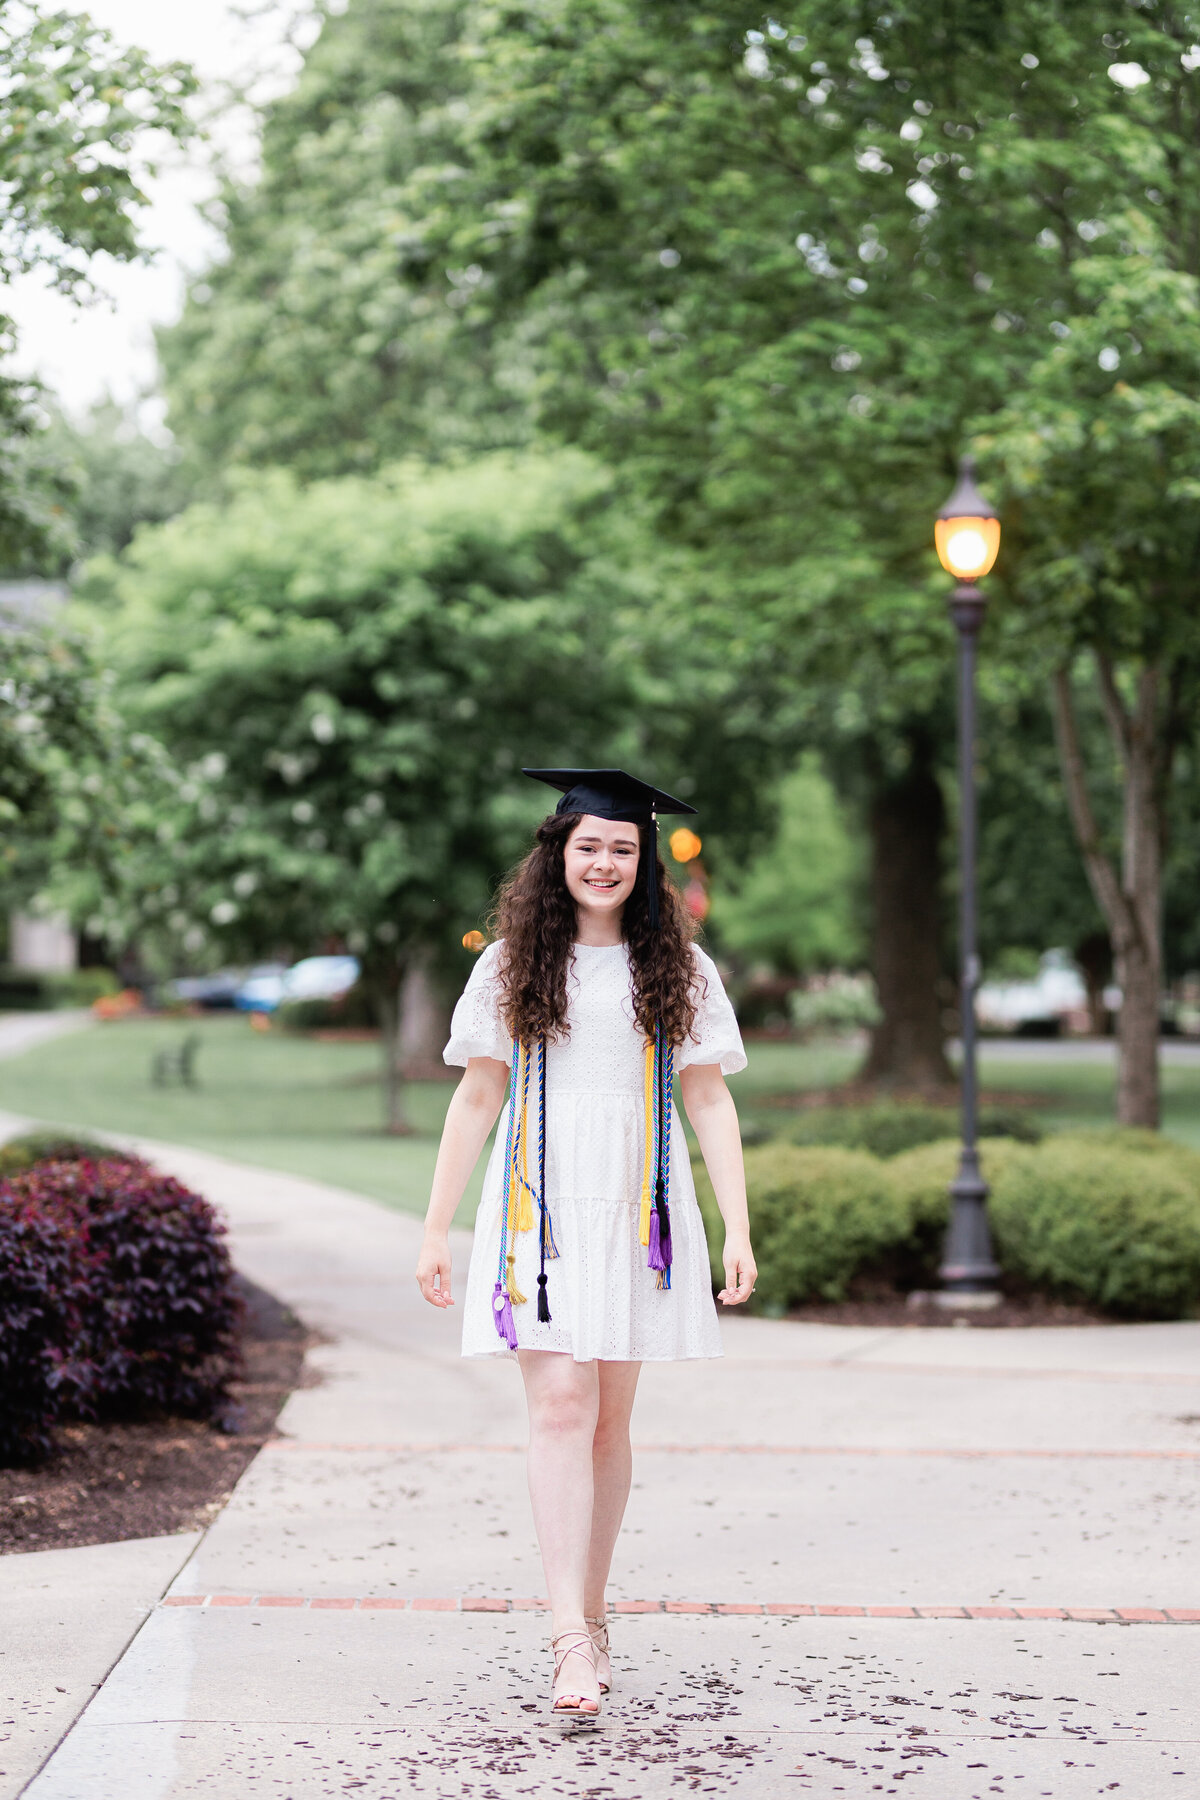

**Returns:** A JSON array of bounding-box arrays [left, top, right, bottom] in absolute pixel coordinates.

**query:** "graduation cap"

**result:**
[[523, 768, 697, 929]]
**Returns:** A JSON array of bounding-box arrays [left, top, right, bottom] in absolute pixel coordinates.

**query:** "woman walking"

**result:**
[[416, 769, 755, 1716]]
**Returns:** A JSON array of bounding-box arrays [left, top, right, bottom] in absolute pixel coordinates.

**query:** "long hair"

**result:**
[[490, 812, 700, 1046]]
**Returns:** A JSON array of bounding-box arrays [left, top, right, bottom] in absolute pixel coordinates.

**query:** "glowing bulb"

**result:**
[[934, 513, 1000, 579], [462, 929, 486, 952], [947, 527, 987, 568]]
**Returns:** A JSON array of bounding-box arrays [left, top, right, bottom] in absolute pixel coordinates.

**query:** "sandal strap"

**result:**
[[585, 1615, 610, 1650], [551, 1629, 595, 1678]]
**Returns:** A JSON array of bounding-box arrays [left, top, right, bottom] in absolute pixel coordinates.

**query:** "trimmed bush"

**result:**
[[0, 1200, 80, 1464], [990, 1136, 1200, 1318], [696, 1144, 907, 1312], [765, 1103, 1042, 1159], [886, 1134, 1200, 1318], [700, 1130, 1200, 1320], [276, 983, 375, 1033], [0, 1131, 113, 1178], [0, 1156, 242, 1463]]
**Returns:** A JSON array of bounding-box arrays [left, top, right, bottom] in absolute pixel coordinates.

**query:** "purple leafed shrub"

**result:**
[[0, 1199, 81, 1464], [0, 1156, 242, 1465]]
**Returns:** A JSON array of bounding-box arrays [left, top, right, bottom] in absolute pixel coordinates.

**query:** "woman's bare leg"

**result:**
[[584, 1360, 641, 1620], [518, 1349, 601, 1707]]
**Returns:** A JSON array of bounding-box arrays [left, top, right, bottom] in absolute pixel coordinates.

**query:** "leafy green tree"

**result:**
[[0, 5, 194, 566], [85, 450, 723, 1129], [40, 400, 186, 562], [975, 21, 1200, 1124], [707, 754, 864, 976], [160, 0, 519, 483], [0, 625, 171, 941]]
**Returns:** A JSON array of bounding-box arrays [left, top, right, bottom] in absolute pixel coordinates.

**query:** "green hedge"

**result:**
[[746, 1102, 1042, 1159], [698, 1131, 1200, 1321]]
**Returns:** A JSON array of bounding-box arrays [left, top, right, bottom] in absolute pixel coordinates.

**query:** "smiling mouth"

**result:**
[[585, 878, 620, 889]]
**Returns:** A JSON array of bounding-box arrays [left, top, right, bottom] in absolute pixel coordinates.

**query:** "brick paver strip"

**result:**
[[275, 1439, 1200, 1462], [164, 1594, 1200, 1623]]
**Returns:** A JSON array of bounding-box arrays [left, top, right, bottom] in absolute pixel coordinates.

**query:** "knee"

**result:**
[[592, 1413, 631, 1459], [530, 1382, 598, 1441]]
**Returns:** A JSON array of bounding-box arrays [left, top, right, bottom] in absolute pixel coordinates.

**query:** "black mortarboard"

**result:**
[[523, 768, 697, 929]]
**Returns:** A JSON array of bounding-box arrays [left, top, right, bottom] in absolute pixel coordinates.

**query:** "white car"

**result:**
[[976, 949, 1087, 1033], [235, 954, 360, 1014]]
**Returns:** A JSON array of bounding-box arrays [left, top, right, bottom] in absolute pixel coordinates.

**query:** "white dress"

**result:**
[[445, 940, 746, 1362]]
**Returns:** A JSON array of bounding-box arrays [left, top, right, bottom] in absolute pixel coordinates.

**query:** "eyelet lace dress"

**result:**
[[444, 940, 746, 1363]]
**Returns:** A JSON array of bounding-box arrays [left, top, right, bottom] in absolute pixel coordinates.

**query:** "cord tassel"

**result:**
[[509, 1182, 534, 1235], [505, 1253, 526, 1306], [491, 1281, 518, 1349], [536, 1272, 551, 1323]]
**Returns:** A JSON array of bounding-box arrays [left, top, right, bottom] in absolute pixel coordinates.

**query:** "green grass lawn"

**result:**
[[0, 1017, 1198, 1222]]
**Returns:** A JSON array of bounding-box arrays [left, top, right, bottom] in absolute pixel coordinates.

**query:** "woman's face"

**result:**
[[563, 815, 641, 920]]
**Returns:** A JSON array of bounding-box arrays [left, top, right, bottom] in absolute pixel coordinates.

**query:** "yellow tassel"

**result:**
[[639, 1037, 654, 1246], [506, 1252, 527, 1306], [512, 1182, 533, 1234]]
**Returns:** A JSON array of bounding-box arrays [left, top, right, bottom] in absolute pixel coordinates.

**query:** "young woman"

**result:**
[[416, 770, 755, 1717]]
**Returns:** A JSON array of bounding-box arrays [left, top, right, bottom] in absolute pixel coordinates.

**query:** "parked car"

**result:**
[[976, 949, 1088, 1035], [169, 965, 284, 1010], [234, 954, 360, 1015]]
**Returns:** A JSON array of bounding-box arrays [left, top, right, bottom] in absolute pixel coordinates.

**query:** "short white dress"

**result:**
[[445, 939, 746, 1362]]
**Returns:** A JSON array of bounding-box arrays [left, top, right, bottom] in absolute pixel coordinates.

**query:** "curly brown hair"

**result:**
[[490, 812, 701, 1046]]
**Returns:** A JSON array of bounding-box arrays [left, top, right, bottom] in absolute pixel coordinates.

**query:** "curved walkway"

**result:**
[[8, 1129, 1200, 1799]]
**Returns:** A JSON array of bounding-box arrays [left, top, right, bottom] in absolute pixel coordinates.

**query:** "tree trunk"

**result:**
[[398, 960, 452, 1079], [1052, 659, 1162, 1128], [374, 976, 413, 1136], [859, 745, 953, 1090]]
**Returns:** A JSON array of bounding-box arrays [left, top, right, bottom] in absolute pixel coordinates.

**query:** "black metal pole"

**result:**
[[939, 582, 1000, 1295]]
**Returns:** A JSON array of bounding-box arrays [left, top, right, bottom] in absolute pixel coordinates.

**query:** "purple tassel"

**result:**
[[648, 1204, 672, 1272], [492, 1281, 518, 1350]]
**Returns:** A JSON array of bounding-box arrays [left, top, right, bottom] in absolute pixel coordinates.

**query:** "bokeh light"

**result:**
[[462, 929, 487, 952], [669, 827, 703, 863]]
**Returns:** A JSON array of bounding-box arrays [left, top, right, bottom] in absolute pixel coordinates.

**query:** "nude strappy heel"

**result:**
[[585, 1615, 611, 1694], [551, 1629, 601, 1715]]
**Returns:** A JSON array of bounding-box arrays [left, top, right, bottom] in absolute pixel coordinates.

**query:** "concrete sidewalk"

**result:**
[[12, 1131, 1200, 1798]]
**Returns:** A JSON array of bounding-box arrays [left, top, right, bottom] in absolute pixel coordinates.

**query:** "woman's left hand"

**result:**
[[718, 1235, 757, 1306]]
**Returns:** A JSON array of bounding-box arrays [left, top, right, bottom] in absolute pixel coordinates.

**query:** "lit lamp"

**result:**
[[935, 456, 1001, 1305]]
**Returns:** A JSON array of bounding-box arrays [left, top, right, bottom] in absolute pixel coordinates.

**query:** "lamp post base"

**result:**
[[938, 1147, 1000, 1296]]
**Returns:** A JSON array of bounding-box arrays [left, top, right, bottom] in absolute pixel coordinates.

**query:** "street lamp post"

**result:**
[[935, 456, 1001, 1302]]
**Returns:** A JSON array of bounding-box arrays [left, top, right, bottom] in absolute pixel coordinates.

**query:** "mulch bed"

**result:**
[[786, 1291, 1107, 1329], [0, 1275, 310, 1555]]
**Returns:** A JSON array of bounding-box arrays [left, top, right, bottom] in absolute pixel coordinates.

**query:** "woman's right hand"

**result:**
[[416, 1232, 453, 1307]]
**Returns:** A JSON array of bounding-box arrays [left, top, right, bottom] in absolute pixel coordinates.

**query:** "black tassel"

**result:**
[[536, 1272, 551, 1323], [647, 812, 659, 930]]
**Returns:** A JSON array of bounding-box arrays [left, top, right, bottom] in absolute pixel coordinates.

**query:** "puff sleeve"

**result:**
[[443, 941, 512, 1067], [676, 946, 747, 1076]]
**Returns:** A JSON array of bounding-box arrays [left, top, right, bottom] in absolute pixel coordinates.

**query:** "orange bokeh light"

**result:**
[[462, 929, 487, 952], [669, 827, 703, 864]]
